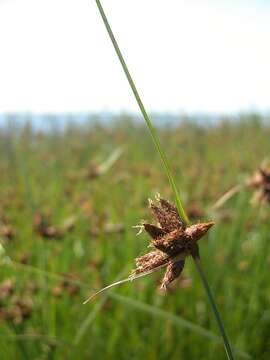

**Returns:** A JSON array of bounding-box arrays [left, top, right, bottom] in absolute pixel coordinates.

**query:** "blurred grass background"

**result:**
[[0, 115, 269, 359]]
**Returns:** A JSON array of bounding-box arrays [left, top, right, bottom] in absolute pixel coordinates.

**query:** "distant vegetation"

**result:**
[[0, 116, 269, 359]]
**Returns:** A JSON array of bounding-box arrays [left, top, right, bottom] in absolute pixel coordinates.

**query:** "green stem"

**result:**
[[94, 0, 188, 225], [94, 1, 234, 359], [194, 257, 234, 360]]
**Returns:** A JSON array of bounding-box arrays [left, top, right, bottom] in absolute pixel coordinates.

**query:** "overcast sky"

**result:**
[[0, 0, 269, 114]]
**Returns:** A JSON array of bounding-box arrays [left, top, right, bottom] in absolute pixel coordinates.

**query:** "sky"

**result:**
[[0, 0, 269, 115]]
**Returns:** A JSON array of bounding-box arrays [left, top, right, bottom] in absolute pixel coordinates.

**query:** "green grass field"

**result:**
[[0, 117, 269, 359]]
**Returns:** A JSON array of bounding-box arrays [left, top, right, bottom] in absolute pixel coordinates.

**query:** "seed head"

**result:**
[[132, 197, 214, 290], [248, 165, 270, 205], [84, 196, 214, 303]]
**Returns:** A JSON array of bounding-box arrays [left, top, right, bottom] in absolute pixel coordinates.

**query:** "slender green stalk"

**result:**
[[194, 257, 234, 359], [94, 0, 188, 226], [94, 1, 234, 359]]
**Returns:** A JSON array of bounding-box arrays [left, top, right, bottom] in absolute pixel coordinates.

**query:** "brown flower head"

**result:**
[[84, 196, 214, 303], [247, 165, 270, 205], [132, 196, 214, 290]]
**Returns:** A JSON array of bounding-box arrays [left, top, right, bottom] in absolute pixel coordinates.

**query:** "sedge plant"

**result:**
[[89, 1, 235, 359]]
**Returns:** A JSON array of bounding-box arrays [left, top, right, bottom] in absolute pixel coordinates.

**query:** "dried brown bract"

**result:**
[[247, 166, 270, 205], [132, 196, 214, 290]]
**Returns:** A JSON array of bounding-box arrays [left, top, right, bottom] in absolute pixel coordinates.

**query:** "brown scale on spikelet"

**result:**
[[132, 197, 214, 290]]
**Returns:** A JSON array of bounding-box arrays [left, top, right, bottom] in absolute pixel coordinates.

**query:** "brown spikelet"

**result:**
[[160, 260, 185, 290], [159, 198, 185, 230], [150, 198, 184, 232], [143, 223, 166, 239], [133, 250, 169, 275]]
